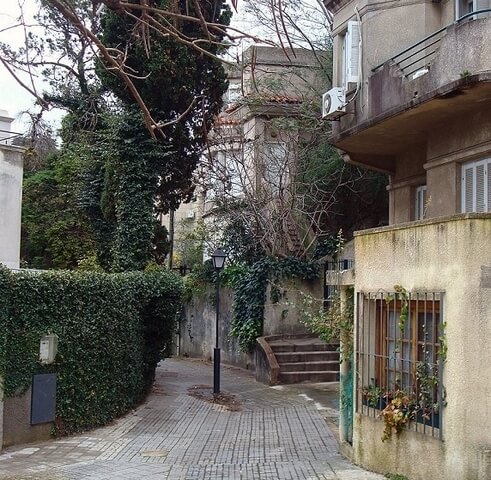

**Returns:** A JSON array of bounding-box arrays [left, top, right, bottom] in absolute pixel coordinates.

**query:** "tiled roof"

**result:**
[[214, 116, 241, 126]]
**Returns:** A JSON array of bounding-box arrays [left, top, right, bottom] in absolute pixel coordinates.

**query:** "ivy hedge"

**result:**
[[0, 266, 183, 434]]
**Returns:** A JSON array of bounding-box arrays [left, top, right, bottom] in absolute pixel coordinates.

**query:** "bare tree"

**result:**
[[0, 0, 335, 136]]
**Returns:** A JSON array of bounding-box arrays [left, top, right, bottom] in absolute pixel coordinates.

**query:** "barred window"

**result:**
[[357, 291, 444, 438]]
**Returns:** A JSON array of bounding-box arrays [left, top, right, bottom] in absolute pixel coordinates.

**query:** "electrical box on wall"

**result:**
[[39, 334, 58, 364]]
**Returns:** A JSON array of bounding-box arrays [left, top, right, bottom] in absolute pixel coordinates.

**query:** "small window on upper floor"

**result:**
[[456, 0, 491, 19], [457, 0, 475, 17], [226, 84, 241, 104], [415, 185, 428, 220], [461, 158, 491, 213]]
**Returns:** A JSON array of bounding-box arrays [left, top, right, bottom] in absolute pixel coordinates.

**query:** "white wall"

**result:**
[[0, 146, 24, 269]]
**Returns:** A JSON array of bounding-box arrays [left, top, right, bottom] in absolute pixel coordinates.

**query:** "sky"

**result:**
[[0, 1, 61, 133]]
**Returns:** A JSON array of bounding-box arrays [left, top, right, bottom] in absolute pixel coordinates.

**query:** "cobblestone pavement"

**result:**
[[0, 358, 383, 480]]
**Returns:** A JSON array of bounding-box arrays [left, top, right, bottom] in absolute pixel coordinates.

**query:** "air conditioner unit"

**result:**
[[186, 210, 196, 219], [322, 87, 346, 119], [344, 20, 360, 89]]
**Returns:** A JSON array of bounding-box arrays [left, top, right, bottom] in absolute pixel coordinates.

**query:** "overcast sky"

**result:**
[[0, 1, 56, 132]]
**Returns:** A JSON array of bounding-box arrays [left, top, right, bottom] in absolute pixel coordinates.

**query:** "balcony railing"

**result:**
[[325, 259, 354, 271], [0, 129, 23, 146], [372, 9, 491, 78]]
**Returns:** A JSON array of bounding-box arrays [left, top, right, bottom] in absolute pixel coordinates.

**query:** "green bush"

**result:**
[[0, 266, 183, 434]]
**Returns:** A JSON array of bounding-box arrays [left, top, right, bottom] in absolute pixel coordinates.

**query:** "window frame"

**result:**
[[414, 184, 427, 221], [376, 299, 440, 392], [461, 157, 490, 213]]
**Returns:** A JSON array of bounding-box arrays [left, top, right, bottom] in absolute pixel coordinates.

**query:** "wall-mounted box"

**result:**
[[39, 334, 58, 364]]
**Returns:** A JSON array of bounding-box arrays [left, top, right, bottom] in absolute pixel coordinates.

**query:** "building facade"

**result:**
[[0, 110, 24, 270], [324, 2, 491, 479], [166, 45, 328, 263]]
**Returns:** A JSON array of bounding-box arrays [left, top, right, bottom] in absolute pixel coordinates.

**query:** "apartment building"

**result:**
[[323, 2, 491, 479]]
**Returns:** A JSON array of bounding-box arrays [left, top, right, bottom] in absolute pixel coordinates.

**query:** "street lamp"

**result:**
[[211, 248, 227, 394]]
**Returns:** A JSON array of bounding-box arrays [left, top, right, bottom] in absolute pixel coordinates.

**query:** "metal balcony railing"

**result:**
[[372, 9, 491, 78], [0, 129, 23, 146], [325, 258, 354, 271]]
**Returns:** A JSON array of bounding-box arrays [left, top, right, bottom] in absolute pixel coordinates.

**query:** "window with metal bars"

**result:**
[[357, 291, 445, 438]]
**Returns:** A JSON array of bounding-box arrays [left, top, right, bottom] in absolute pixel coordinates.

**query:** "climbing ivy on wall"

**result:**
[[0, 267, 183, 434], [230, 257, 320, 351]]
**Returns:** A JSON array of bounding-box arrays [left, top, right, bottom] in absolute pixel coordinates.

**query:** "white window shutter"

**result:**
[[487, 161, 491, 211], [415, 185, 427, 220], [476, 163, 486, 212], [462, 165, 474, 213], [461, 158, 491, 213], [345, 21, 360, 88]]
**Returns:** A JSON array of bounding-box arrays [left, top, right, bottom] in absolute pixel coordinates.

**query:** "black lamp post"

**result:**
[[211, 248, 226, 394]]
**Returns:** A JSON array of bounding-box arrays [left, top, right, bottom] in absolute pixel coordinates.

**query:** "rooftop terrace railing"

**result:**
[[372, 9, 491, 78]]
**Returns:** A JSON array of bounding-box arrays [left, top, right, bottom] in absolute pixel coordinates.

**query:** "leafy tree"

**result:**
[[21, 149, 97, 269], [98, 0, 231, 213], [10, 0, 231, 271]]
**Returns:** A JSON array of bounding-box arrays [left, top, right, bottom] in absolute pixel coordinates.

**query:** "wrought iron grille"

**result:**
[[356, 290, 445, 439]]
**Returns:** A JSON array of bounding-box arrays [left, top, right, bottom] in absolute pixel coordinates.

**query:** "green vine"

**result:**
[[0, 266, 183, 435], [298, 286, 354, 362], [230, 257, 319, 351]]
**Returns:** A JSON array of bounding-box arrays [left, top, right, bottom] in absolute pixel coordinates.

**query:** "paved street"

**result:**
[[0, 358, 383, 480]]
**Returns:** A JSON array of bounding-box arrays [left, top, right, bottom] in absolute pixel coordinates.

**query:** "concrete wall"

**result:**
[[180, 286, 253, 370], [353, 214, 491, 480], [0, 146, 24, 269], [263, 277, 323, 336], [180, 277, 324, 368], [2, 389, 52, 448]]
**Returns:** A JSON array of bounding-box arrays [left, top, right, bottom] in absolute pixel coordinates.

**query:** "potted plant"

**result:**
[[362, 383, 384, 409], [380, 388, 417, 441], [415, 361, 440, 428]]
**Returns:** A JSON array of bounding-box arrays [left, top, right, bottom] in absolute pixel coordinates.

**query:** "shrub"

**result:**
[[0, 266, 183, 434]]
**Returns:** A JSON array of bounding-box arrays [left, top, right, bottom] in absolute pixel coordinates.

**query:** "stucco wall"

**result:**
[[353, 214, 491, 480], [3, 389, 52, 448], [180, 277, 323, 368], [0, 147, 23, 269]]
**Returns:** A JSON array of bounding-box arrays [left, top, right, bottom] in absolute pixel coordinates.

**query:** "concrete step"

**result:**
[[270, 342, 339, 353], [280, 360, 340, 372], [279, 370, 340, 384], [274, 351, 339, 364]]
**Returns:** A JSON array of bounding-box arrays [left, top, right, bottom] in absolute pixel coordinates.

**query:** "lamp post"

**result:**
[[211, 248, 227, 394]]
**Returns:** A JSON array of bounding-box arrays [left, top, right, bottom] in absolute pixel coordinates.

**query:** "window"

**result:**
[[456, 0, 491, 19], [263, 142, 288, 195], [461, 158, 490, 213], [211, 150, 242, 198], [226, 84, 241, 104], [415, 185, 427, 220], [377, 298, 440, 391], [357, 291, 444, 437]]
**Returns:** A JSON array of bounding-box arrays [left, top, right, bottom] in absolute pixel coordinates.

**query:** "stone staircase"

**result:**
[[255, 334, 340, 385]]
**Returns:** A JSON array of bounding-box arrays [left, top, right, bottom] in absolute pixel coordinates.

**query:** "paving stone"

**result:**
[[0, 358, 383, 480]]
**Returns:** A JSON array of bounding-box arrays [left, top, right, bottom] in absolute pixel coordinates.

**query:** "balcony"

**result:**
[[330, 13, 491, 172]]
